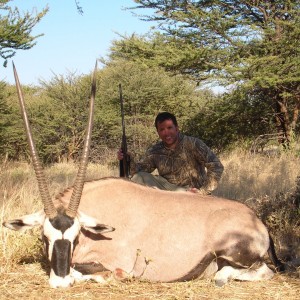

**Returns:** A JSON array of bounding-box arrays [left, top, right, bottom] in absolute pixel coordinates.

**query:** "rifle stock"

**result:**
[[119, 84, 130, 178]]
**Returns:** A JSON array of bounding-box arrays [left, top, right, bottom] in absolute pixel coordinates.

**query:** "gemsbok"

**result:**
[[3, 63, 284, 288]]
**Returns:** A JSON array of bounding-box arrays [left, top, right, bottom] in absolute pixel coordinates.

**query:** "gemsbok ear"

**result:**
[[3, 210, 45, 232], [77, 211, 115, 234]]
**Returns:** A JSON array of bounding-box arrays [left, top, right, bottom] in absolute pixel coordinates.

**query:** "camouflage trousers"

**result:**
[[131, 171, 187, 192]]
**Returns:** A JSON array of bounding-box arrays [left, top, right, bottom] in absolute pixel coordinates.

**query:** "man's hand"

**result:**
[[117, 149, 131, 161], [187, 188, 211, 195], [187, 187, 199, 193], [117, 148, 124, 160]]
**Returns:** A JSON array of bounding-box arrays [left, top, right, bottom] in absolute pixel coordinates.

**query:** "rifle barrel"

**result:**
[[119, 84, 130, 177]]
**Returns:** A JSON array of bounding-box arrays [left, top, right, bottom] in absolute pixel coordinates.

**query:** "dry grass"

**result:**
[[0, 152, 299, 299], [0, 263, 298, 300], [214, 150, 300, 200]]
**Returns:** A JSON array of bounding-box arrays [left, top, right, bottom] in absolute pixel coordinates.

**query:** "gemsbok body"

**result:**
[[3, 63, 284, 288]]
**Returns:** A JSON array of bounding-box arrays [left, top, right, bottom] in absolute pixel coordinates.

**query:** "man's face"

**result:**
[[156, 119, 179, 149]]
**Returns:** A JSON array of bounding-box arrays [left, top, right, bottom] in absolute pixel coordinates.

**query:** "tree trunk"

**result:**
[[274, 98, 291, 148]]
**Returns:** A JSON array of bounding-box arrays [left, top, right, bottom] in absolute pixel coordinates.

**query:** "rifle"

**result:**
[[119, 83, 130, 178]]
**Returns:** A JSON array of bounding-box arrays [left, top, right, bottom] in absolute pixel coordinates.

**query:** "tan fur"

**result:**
[[56, 177, 270, 282]]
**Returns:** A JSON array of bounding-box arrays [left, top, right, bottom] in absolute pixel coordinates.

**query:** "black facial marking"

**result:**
[[43, 235, 50, 256], [49, 213, 74, 233], [94, 224, 115, 231], [51, 239, 71, 277], [10, 219, 24, 226]]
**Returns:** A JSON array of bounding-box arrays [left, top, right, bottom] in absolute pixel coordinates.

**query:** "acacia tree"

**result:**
[[0, 84, 34, 161], [0, 82, 10, 159], [114, 0, 300, 145], [0, 0, 47, 66], [39, 73, 92, 163]]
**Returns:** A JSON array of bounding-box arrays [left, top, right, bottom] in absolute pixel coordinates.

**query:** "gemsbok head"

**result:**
[[3, 62, 114, 288]]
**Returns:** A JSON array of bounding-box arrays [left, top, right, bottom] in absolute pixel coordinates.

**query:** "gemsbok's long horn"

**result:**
[[13, 62, 57, 219], [66, 62, 97, 218]]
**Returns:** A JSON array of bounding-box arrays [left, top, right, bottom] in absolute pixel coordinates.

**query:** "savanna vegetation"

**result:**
[[0, 153, 299, 299], [0, 0, 299, 299], [0, 0, 47, 66]]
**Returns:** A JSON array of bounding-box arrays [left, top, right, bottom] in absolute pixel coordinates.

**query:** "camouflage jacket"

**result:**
[[134, 133, 224, 192]]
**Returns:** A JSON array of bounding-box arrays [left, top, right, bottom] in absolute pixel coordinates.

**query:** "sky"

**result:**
[[2, 0, 156, 85]]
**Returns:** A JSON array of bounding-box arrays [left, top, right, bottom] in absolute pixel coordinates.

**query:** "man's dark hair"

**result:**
[[155, 112, 178, 129]]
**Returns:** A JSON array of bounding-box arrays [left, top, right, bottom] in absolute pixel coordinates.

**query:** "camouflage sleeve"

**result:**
[[130, 148, 156, 176], [194, 138, 224, 192]]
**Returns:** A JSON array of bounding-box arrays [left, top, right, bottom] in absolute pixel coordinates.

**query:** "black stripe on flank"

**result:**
[[171, 253, 216, 282]]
